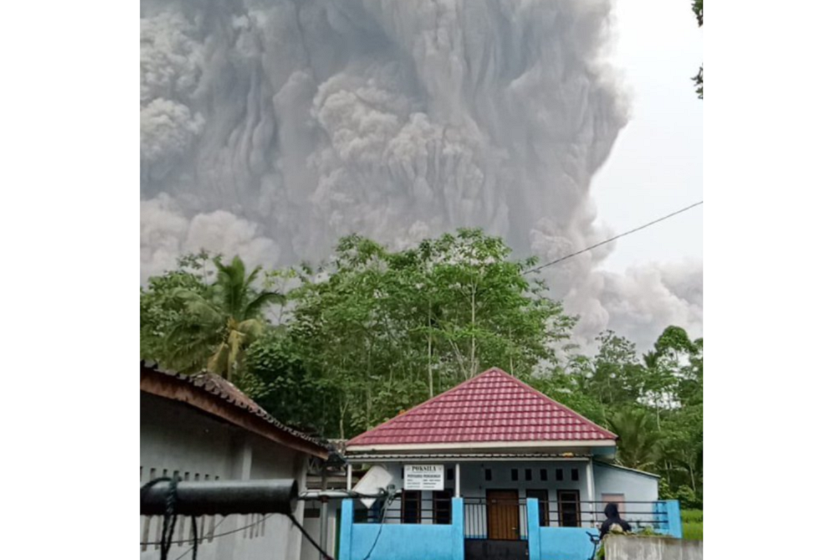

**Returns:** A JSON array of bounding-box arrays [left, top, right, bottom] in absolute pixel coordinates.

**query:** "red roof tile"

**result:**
[[347, 368, 616, 448]]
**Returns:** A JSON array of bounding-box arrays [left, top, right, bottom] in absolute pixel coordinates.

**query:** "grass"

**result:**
[[681, 509, 703, 541]]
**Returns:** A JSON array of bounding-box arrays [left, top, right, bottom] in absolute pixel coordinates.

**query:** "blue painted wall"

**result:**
[[528, 498, 599, 560], [655, 500, 683, 538], [540, 527, 599, 560], [340, 498, 465, 560], [526, 498, 682, 560]]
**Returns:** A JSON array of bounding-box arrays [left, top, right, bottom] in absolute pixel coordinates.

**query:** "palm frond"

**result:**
[[243, 291, 284, 320], [236, 318, 264, 338]]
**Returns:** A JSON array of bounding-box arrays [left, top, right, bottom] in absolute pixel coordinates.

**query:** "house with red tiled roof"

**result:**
[[337, 368, 679, 560]]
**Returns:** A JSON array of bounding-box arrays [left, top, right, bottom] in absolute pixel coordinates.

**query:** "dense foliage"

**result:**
[[693, 0, 703, 99], [140, 229, 703, 506]]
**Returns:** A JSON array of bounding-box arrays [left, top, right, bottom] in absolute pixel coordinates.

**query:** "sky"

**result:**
[[592, 0, 703, 273], [138, 0, 703, 349]]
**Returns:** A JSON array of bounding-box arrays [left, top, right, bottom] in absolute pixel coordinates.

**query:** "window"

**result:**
[[433, 490, 453, 524], [484, 468, 492, 481], [525, 469, 532, 481], [511, 469, 519, 481], [540, 469, 548, 481], [447, 468, 454, 481], [555, 468, 563, 481], [526, 489, 549, 527], [402, 491, 421, 524], [571, 468, 579, 482], [557, 490, 581, 527]]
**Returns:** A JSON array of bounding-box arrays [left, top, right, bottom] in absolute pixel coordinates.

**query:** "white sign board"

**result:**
[[404, 465, 444, 491]]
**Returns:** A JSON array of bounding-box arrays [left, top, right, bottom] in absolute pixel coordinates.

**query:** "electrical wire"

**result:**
[[524, 201, 703, 274], [359, 493, 391, 560], [142, 515, 272, 548], [141, 483, 389, 560], [286, 512, 336, 560], [161, 511, 336, 560]]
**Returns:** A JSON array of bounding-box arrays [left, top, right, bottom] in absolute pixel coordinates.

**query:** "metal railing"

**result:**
[[349, 495, 666, 536], [543, 500, 666, 531], [355, 493, 454, 525]]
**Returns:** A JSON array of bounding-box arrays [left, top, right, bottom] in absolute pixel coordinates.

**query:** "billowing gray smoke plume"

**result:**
[[140, 0, 702, 350]]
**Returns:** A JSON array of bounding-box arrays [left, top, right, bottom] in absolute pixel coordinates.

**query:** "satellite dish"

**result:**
[[353, 465, 394, 509]]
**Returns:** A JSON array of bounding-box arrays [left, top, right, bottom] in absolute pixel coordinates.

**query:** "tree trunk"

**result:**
[[339, 399, 346, 441], [688, 459, 697, 492], [428, 302, 434, 398], [508, 328, 514, 375], [469, 283, 476, 378]]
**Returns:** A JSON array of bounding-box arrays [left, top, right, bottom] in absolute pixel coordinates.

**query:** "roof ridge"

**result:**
[[347, 367, 616, 447], [346, 368, 502, 446], [493, 369, 618, 439]]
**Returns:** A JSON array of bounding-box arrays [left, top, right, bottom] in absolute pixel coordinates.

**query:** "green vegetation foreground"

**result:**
[[141, 229, 703, 509]]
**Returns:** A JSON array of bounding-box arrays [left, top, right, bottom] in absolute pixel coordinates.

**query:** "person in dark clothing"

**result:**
[[599, 503, 632, 539]]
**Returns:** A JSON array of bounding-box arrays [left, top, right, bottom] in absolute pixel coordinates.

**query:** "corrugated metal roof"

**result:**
[[141, 360, 329, 451], [347, 367, 616, 448], [346, 452, 590, 463], [594, 461, 661, 478]]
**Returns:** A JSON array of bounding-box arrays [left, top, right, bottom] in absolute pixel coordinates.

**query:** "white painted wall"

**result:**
[[593, 462, 660, 529], [300, 501, 339, 560], [140, 393, 309, 560]]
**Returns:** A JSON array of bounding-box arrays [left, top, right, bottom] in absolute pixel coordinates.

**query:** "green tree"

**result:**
[[141, 251, 215, 364], [283, 229, 574, 438], [606, 408, 662, 470], [243, 332, 335, 435], [692, 0, 703, 99], [525, 361, 607, 428], [164, 256, 283, 379], [584, 331, 647, 408]]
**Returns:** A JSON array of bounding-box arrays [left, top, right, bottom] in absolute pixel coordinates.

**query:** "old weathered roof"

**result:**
[[141, 361, 329, 458], [347, 367, 616, 450]]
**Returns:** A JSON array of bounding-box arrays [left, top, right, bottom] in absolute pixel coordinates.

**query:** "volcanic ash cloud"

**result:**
[[140, 0, 702, 347]]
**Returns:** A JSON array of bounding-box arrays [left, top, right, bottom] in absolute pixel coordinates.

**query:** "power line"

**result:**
[[153, 512, 335, 560], [143, 515, 272, 550], [286, 512, 336, 560], [524, 201, 703, 274]]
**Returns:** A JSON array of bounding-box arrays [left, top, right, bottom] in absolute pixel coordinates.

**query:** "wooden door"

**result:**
[[486, 490, 520, 540]]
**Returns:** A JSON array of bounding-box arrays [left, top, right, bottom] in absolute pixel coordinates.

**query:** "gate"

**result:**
[[464, 495, 529, 560]]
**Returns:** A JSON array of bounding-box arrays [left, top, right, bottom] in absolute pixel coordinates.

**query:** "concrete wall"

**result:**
[[140, 393, 309, 560], [339, 498, 465, 560], [527, 499, 684, 560], [605, 536, 702, 560]]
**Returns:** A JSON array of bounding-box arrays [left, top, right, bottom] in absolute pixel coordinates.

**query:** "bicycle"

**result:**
[[585, 531, 601, 560]]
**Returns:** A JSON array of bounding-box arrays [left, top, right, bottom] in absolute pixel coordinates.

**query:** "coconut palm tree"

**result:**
[[606, 408, 662, 471], [165, 256, 283, 380]]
